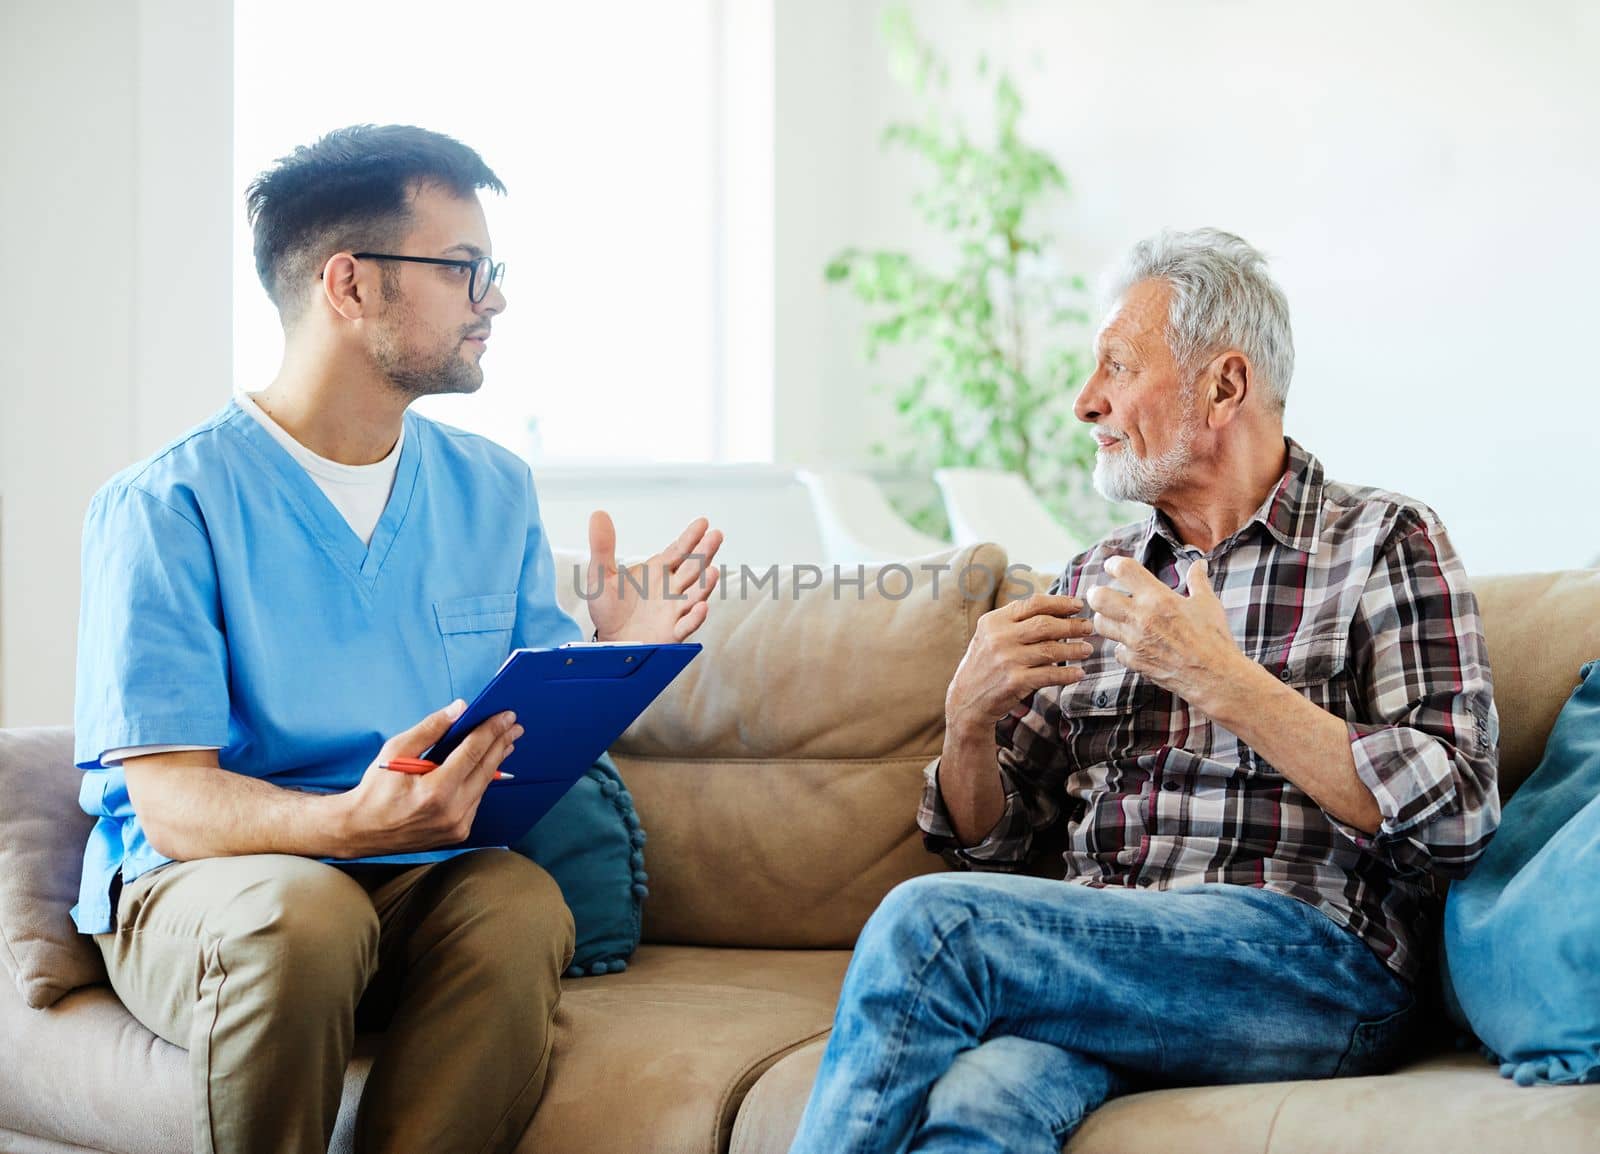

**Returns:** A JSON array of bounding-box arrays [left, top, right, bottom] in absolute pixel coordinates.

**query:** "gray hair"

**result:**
[[1104, 228, 1296, 408]]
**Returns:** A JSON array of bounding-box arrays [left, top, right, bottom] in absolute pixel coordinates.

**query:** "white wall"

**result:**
[[533, 464, 822, 569], [0, 0, 232, 726], [777, 0, 1600, 577], [772, 0, 882, 468]]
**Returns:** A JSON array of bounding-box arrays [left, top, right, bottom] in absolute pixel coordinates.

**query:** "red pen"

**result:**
[[380, 756, 513, 781]]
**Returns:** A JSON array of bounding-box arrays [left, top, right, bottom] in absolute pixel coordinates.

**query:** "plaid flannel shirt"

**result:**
[[919, 438, 1500, 982]]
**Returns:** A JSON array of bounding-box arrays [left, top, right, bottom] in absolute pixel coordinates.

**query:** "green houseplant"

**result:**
[[826, 7, 1118, 540]]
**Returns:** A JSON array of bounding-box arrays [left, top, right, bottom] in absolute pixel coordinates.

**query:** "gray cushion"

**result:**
[[0, 727, 105, 1008]]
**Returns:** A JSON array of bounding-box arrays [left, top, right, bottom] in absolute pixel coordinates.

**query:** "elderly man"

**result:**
[[788, 229, 1499, 1154]]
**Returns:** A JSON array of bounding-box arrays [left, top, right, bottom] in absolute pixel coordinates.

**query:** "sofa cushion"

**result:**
[[728, 1037, 826, 1154], [0, 727, 106, 1009], [1, 944, 849, 1154], [726, 1029, 1302, 1154], [513, 753, 648, 976], [1473, 569, 1600, 796], [608, 544, 1006, 762], [1248, 1050, 1600, 1153], [1443, 659, 1600, 1086], [725, 1040, 1600, 1154], [0, 978, 187, 1151], [516, 945, 850, 1154], [616, 754, 945, 947], [0, 971, 380, 1154]]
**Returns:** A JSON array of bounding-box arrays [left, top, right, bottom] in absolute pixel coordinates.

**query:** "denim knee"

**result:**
[[925, 1037, 1061, 1127], [857, 874, 985, 962], [924, 1037, 1120, 1154]]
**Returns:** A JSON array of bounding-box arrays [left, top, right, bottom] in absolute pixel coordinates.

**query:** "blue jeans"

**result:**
[[789, 873, 1417, 1154]]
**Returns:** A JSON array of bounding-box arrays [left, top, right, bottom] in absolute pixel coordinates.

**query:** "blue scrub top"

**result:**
[[71, 400, 582, 933]]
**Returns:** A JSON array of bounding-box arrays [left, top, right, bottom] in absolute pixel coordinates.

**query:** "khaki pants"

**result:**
[[96, 850, 575, 1154]]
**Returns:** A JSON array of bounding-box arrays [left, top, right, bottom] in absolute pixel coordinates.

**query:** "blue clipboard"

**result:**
[[418, 641, 700, 849]]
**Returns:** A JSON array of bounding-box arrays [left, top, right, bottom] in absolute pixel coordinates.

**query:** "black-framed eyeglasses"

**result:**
[[351, 252, 506, 303]]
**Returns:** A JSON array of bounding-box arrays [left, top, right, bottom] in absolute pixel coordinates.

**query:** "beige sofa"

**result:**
[[2, 546, 1598, 1153]]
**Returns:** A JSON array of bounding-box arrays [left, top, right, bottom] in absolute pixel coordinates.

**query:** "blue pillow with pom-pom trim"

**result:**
[[512, 752, 646, 977], [1442, 659, 1600, 1086]]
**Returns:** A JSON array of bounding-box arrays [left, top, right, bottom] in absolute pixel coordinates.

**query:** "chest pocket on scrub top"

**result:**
[[434, 593, 518, 701]]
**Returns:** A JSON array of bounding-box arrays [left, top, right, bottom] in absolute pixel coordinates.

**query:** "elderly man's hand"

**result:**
[[945, 593, 1096, 738], [1085, 555, 1247, 714]]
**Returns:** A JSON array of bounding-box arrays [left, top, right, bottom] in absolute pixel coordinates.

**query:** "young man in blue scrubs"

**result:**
[[72, 125, 723, 1154]]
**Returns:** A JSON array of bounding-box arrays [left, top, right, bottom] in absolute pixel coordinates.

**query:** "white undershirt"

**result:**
[[100, 393, 404, 767], [234, 389, 403, 547]]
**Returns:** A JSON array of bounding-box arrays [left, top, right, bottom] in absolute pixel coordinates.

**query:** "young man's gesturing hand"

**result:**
[[585, 510, 725, 643]]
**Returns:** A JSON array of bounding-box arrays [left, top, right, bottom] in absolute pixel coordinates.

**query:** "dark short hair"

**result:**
[[245, 124, 505, 321]]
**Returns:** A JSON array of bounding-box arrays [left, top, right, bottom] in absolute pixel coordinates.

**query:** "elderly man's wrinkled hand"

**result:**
[[1085, 556, 1246, 713], [945, 593, 1096, 738], [940, 595, 1094, 739]]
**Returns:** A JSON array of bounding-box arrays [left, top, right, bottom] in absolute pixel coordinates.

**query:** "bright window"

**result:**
[[234, 0, 745, 463]]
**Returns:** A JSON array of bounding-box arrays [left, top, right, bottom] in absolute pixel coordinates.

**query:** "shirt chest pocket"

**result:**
[[434, 593, 517, 701], [1056, 659, 1155, 725], [1253, 629, 1351, 716]]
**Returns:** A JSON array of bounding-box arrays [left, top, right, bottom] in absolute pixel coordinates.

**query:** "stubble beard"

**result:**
[[371, 290, 485, 402], [378, 339, 484, 402]]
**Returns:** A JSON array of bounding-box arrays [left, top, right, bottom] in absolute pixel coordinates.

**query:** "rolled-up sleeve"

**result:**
[[918, 692, 1072, 870], [1332, 508, 1500, 877]]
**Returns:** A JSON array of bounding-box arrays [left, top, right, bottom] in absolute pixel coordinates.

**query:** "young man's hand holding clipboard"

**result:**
[[336, 699, 523, 858], [340, 511, 723, 862]]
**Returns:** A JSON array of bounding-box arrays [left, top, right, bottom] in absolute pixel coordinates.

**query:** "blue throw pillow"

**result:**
[[512, 753, 648, 977], [1442, 659, 1600, 1086]]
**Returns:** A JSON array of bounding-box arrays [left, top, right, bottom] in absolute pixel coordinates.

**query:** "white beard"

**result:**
[[1092, 422, 1197, 504]]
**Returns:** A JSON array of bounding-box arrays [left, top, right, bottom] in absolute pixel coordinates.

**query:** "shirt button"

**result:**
[[1279, 667, 1293, 682], [1095, 692, 1109, 708], [1162, 780, 1180, 792], [1137, 876, 1153, 887]]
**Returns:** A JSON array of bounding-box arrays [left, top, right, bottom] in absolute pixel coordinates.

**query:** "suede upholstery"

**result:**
[[0, 727, 106, 1008], [2, 551, 1597, 1152]]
